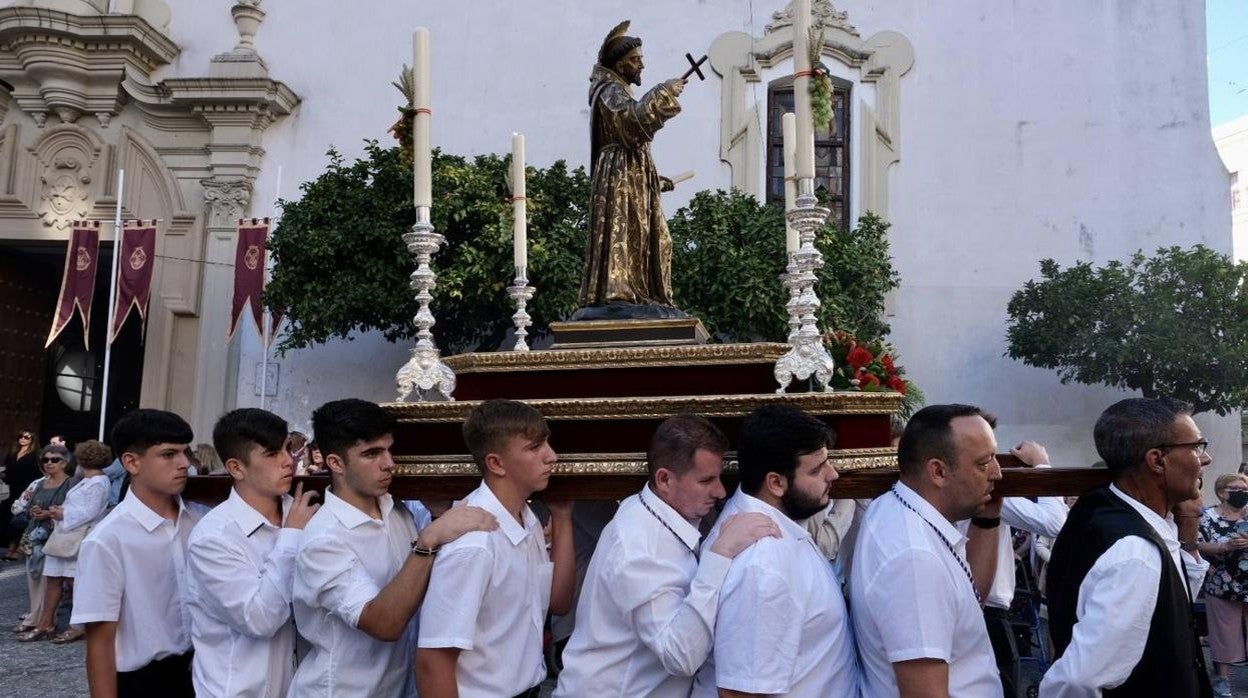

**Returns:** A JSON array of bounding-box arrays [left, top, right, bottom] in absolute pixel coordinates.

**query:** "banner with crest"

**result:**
[[109, 221, 158, 344], [45, 220, 100, 348], [229, 218, 272, 340]]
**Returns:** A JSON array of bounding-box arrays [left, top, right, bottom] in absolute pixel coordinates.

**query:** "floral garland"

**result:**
[[825, 331, 925, 418]]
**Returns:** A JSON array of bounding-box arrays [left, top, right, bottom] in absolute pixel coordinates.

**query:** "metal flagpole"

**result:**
[[260, 166, 280, 410], [98, 169, 124, 440]]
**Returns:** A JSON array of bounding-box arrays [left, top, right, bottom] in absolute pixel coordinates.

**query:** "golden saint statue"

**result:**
[[576, 21, 687, 319]]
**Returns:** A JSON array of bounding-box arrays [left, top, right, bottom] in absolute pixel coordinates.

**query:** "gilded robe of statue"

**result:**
[[579, 65, 682, 308]]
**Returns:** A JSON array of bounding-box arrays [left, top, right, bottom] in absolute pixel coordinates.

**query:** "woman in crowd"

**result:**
[[12, 444, 72, 637], [28, 440, 112, 643], [288, 431, 308, 474], [2, 430, 39, 560], [193, 443, 224, 475], [1198, 472, 1248, 698]]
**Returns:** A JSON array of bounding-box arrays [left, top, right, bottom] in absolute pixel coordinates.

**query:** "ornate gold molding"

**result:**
[[443, 342, 791, 373], [392, 447, 897, 476], [384, 391, 902, 422]]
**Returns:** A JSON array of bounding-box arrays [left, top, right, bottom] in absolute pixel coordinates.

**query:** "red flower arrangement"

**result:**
[[825, 331, 925, 417]]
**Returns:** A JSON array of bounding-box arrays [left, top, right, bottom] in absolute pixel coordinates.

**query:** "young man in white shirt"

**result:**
[[850, 404, 1005, 698], [553, 414, 780, 698], [417, 399, 577, 698], [693, 404, 861, 697], [289, 398, 497, 698], [185, 408, 320, 697], [72, 408, 203, 698], [1040, 397, 1212, 697]]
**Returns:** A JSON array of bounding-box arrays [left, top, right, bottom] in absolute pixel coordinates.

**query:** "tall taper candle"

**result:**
[[511, 132, 527, 270], [413, 28, 433, 208], [782, 113, 799, 254], [792, 0, 815, 181]]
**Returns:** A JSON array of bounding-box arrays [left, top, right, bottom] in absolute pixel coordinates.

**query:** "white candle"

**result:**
[[782, 112, 799, 254], [792, 0, 816, 181], [413, 28, 433, 209], [511, 132, 527, 271]]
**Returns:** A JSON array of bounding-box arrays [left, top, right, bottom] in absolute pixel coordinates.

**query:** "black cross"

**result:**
[[681, 53, 708, 81]]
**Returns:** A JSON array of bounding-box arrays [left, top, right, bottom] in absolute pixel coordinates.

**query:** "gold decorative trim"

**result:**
[[392, 447, 897, 476], [384, 391, 902, 422], [442, 342, 790, 373]]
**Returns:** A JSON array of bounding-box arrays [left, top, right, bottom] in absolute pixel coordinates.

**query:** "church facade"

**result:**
[[0, 0, 1239, 470]]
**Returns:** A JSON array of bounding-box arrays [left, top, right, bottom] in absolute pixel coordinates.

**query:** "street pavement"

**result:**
[[0, 553, 1245, 697]]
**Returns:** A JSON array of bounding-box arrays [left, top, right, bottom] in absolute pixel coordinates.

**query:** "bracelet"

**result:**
[[410, 540, 440, 557], [971, 516, 1001, 529]]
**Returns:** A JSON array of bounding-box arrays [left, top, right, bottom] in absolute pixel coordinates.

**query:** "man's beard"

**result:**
[[621, 68, 642, 86], [781, 484, 827, 521]]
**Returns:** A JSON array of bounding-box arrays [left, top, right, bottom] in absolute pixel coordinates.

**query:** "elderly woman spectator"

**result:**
[[11, 444, 73, 636], [26, 440, 113, 643], [2, 429, 40, 560], [1198, 472, 1248, 697]]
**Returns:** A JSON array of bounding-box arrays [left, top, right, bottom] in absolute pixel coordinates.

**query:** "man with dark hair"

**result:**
[[554, 414, 779, 698], [186, 408, 320, 697], [693, 404, 860, 697], [851, 403, 1005, 698], [1040, 397, 1213, 697], [290, 399, 496, 697], [418, 399, 576, 698], [72, 408, 202, 697]]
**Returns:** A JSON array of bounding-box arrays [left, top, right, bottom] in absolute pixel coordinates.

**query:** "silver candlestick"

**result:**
[[774, 179, 835, 393], [507, 268, 535, 351], [396, 206, 456, 401]]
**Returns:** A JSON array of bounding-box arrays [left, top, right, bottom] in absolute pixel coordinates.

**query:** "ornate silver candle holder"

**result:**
[[396, 206, 456, 401], [507, 268, 535, 351], [774, 181, 836, 393]]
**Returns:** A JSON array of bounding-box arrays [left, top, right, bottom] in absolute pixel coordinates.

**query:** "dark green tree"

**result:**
[[1005, 245, 1248, 415]]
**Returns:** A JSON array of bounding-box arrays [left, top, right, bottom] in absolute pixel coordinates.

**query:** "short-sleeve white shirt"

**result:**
[[289, 490, 419, 698], [692, 488, 860, 697], [417, 481, 551, 698], [850, 481, 1002, 698], [70, 492, 206, 671], [554, 485, 732, 698], [187, 488, 299, 698]]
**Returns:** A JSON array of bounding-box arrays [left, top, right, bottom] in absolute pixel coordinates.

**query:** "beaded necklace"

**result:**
[[639, 486, 698, 558], [890, 484, 981, 603]]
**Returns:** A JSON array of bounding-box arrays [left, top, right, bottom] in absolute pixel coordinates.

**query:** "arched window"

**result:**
[[766, 74, 852, 231]]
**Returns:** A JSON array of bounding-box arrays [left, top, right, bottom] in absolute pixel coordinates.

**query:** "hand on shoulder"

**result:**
[[710, 512, 781, 559], [418, 505, 498, 549]]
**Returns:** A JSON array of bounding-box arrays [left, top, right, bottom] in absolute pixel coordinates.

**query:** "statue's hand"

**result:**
[[665, 78, 687, 97], [660, 176, 675, 192]]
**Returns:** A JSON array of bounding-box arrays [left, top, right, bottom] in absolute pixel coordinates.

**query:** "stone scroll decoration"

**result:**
[[708, 0, 914, 219], [31, 126, 105, 231]]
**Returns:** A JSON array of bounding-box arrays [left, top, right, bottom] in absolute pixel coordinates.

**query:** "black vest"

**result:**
[[1047, 487, 1211, 698]]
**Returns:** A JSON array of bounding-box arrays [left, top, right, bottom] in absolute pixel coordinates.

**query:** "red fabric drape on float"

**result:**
[[229, 218, 271, 340], [45, 220, 101, 348], [109, 222, 157, 344]]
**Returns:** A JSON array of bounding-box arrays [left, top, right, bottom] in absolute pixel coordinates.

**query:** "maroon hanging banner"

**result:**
[[46, 221, 101, 349], [229, 218, 271, 340], [109, 222, 158, 344]]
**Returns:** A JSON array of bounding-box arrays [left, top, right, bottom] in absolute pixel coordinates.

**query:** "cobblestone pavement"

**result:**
[[0, 553, 1244, 697]]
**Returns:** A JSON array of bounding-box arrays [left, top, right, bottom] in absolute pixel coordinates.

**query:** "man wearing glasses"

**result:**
[[1041, 398, 1214, 698]]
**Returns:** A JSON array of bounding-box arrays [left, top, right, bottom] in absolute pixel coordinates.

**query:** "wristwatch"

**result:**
[[410, 540, 440, 557], [1179, 540, 1198, 553], [971, 516, 1001, 529]]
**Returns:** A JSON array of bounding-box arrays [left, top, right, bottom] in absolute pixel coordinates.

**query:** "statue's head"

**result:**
[[599, 20, 644, 86]]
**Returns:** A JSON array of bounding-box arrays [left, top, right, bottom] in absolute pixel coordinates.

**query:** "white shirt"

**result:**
[[187, 489, 299, 698], [289, 490, 419, 698], [71, 492, 206, 671], [1039, 484, 1209, 697], [850, 482, 1002, 698], [418, 481, 552, 698], [693, 488, 860, 698], [553, 486, 732, 698]]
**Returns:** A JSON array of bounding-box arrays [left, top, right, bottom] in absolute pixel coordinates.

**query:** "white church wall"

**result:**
[[148, 1, 1236, 468]]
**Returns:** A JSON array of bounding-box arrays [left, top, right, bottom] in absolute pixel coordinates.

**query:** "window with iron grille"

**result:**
[[765, 74, 852, 232]]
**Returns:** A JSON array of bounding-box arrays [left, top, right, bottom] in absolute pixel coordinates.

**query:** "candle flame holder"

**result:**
[[508, 268, 535, 352], [774, 180, 835, 393], [396, 206, 456, 401]]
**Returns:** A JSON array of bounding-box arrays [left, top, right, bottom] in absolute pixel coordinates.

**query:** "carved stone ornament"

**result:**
[[201, 178, 252, 227], [38, 156, 92, 230], [765, 0, 858, 36]]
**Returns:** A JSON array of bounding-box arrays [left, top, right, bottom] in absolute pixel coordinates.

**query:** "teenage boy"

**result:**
[[186, 408, 320, 697], [289, 399, 497, 698], [72, 409, 203, 698], [417, 399, 577, 698]]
